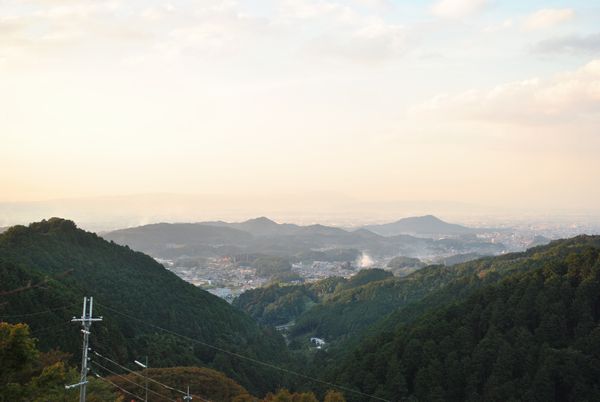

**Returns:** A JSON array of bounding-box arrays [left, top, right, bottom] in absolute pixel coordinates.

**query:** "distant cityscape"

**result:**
[[154, 219, 600, 302], [158, 257, 362, 302]]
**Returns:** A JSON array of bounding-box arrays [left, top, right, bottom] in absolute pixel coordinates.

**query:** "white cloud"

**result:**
[[412, 59, 600, 124], [483, 18, 513, 33], [0, 0, 272, 65], [353, 0, 393, 11], [279, 0, 362, 24], [523, 8, 574, 31], [279, 0, 410, 62], [0, 0, 144, 51], [430, 0, 487, 19], [532, 33, 600, 55], [308, 21, 408, 62]]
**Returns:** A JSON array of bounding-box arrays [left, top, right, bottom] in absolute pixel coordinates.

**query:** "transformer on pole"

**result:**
[[66, 297, 103, 402], [184, 385, 192, 401]]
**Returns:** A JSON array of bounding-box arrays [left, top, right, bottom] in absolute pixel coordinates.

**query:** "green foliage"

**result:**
[[253, 256, 294, 278], [342, 268, 393, 289], [234, 269, 393, 330], [387, 256, 424, 269], [234, 283, 317, 326], [386, 256, 426, 276], [330, 241, 600, 401], [0, 322, 38, 386], [280, 236, 600, 350], [0, 218, 289, 395], [0, 322, 120, 402]]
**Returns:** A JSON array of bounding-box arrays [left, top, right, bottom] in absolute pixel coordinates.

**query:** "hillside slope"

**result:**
[[330, 236, 600, 401], [364, 215, 478, 237], [237, 236, 600, 352], [0, 218, 288, 394]]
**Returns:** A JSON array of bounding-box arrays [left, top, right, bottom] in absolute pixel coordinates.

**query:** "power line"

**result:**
[[93, 372, 148, 402], [66, 297, 103, 402], [0, 302, 80, 319], [92, 350, 210, 402], [91, 360, 177, 402], [93, 349, 184, 394], [95, 301, 391, 402]]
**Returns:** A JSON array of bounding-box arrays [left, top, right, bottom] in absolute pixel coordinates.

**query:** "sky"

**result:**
[[1, 0, 600, 226]]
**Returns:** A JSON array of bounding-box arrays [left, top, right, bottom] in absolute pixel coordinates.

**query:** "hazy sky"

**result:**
[[2, 0, 600, 217]]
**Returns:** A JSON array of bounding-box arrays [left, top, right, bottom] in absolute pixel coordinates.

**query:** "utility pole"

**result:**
[[66, 297, 103, 402], [183, 386, 192, 401], [134, 356, 149, 402]]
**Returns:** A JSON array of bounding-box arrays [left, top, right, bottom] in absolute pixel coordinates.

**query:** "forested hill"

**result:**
[[235, 238, 589, 348], [363, 215, 481, 236], [0, 218, 289, 395], [329, 235, 600, 401]]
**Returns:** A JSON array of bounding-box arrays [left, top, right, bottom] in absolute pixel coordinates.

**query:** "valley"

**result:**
[[101, 215, 566, 305]]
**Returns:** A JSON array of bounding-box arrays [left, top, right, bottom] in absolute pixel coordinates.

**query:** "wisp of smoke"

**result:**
[[358, 252, 374, 268]]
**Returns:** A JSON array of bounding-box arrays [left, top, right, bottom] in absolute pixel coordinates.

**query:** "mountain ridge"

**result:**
[[363, 214, 489, 237], [102, 216, 506, 260]]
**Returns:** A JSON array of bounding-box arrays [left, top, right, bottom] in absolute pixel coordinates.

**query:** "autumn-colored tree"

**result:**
[[323, 390, 346, 402], [262, 388, 318, 402]]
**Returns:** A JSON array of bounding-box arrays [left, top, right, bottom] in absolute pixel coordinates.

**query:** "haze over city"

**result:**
[[2, 0, 600, 230]]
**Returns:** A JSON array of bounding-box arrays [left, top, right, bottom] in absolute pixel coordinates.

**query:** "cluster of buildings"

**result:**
[[291, 261, 357, 282], [158, 257, 365, 302], [160, 258, 268, 302]]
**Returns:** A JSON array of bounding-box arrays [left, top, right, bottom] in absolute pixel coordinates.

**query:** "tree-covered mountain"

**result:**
[[435, 252, 487, 266], [386, 256, 426, 276], [101, 222, 254, 259], [236, 252, 526, 348], [202, 217, 306, 237], [328, 235, 600, 401], [363, 215, 486, 237], [233, 271, 394, 328], [0, 218, 289, 395], [103, 218, 506, 261], [236, 236, 600, 356]]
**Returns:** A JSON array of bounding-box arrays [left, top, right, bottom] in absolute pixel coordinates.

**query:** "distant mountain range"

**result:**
[[363, 214, 491, 237], [103, 216, 506, 261], [202, 217, 306, 237]]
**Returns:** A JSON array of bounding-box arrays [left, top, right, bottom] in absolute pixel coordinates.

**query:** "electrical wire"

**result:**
[[95, 301, 391, 402], [91, 360, 178, 402], [92, 371, 148, 402], [1, 294, 389, 400], [0, 302, 80, 319], [92, 349, 209, 402]]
